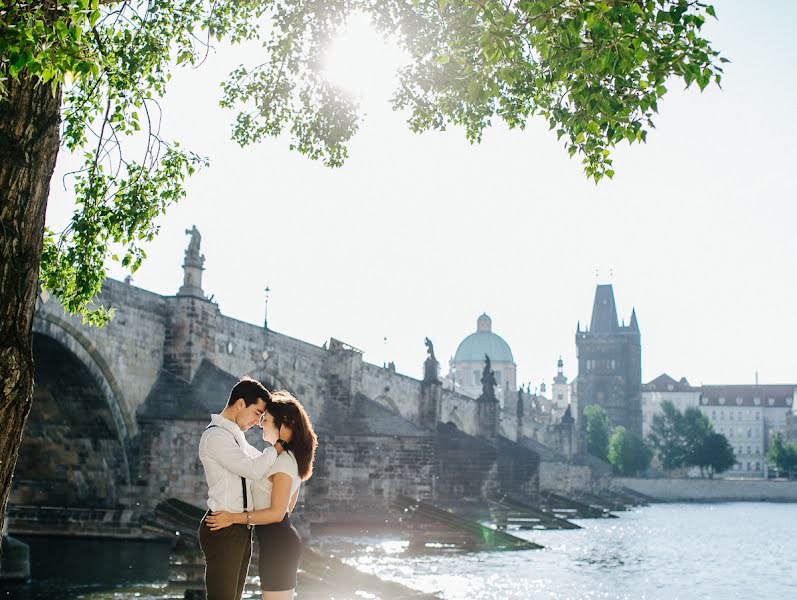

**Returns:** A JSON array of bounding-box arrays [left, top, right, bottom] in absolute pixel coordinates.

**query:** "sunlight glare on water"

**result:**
[[336, 503, 797, 600]]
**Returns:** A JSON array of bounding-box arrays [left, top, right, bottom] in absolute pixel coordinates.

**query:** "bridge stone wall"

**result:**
[[16, 257, 595, 528], [306, 432, 436, 521], [133, 420, 209, 510], [36, 280, 169, 436]]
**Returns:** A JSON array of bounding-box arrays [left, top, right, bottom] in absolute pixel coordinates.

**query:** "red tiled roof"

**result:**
[[700, 385, 795, 408], [644, 373, 699, 392]]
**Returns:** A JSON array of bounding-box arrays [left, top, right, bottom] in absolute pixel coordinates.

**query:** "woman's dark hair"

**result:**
[[227, 377, 271, 407], [267, 391, 317, 481]]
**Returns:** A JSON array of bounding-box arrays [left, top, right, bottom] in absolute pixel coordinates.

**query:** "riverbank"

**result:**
[[614, 477, 797, 502]]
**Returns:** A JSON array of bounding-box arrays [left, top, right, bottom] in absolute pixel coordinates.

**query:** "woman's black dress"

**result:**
[[256, 513, 303, 591]]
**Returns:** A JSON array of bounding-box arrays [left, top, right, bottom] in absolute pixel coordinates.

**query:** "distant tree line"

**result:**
[[583, 401, 736, 478]]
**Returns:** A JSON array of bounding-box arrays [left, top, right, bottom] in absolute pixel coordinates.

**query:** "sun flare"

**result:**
[[321, 13, 408, 105]]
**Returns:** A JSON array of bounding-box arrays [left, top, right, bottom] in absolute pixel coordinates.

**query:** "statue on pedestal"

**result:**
[[423, 337, 439, 383], [185, 225, 202, 260], [480, 354, 497, 401], [424, 337, 435, 361], [178, 225, 206, 298]]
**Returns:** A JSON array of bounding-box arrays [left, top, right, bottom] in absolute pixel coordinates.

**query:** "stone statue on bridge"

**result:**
[[185, 225, 202, 260], [476, 354, 499, 437], [424, 337, 435, 361], [178, 225, 206, 298], [516, 388, 525, 419], [479, 354, 498, 402], [423, 337, 439, 383]]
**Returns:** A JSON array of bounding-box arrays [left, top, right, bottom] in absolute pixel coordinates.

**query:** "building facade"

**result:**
[[639, 376, 797, 478], [700, 385, 796, 478], [574, 284, 643, 437], [641, 374, 702, 439]]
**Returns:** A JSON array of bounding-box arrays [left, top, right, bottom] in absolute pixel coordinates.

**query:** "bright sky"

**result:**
[[46, 1, 797, 391]]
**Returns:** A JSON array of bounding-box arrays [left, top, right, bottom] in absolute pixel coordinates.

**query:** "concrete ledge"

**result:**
[[615, 477, 797, 502], [7, 505, 166, 540]]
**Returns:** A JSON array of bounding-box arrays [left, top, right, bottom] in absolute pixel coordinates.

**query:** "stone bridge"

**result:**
[[10, 233, 603, 535]]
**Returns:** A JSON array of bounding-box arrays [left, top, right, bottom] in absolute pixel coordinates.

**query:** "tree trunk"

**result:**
[[0, 73, 62, 553]]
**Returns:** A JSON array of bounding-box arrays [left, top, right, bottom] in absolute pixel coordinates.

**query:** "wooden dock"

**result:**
[[536, 491, 618, 519], [392, 496, 542, 551], [487, 494, 582, 530], [615, 486, 655, 505], [576, 490, 630, 512]]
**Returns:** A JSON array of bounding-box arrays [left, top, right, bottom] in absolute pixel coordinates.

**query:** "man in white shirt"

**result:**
[[198, 377, 292, 600]]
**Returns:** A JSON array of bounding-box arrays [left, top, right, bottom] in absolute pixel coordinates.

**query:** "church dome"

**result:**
[[453, 314, 515, 364]]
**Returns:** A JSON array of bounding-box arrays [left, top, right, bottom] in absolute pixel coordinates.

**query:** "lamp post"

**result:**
[[264, 285, 271, 330]]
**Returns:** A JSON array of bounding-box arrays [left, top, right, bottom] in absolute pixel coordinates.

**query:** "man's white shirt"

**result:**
[[198, 414, 278, 512]]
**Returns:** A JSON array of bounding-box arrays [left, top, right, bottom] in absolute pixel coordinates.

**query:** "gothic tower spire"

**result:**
[[589, 284, 619, 333], [629, 308, 639, 332]]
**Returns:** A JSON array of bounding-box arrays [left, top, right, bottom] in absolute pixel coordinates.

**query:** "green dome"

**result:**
[[454, 331, 514, 363]]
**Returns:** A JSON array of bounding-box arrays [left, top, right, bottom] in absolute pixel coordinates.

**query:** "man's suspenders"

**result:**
[[205, 424, 248, 511]]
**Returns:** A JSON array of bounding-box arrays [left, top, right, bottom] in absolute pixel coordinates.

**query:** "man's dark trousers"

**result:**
[[199, 512, 252, 600]]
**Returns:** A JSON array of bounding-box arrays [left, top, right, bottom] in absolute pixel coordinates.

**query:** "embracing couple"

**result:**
[[198, 377, 318, 600]]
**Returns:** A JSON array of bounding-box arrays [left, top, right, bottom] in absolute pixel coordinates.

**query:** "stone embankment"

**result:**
[[614, 477, 797, 502]]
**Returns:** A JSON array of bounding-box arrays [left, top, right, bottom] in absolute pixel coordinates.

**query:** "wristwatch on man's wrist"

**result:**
[[276, 438, 289, 451]]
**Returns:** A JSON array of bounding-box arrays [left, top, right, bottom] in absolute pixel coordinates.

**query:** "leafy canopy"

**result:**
[[609, 425, 652, 476], [768, 433, 797, 479], [0, 0, 725, 323], [648, 400, 685, 469], [648, 400, 735, 476], [584, 404, 610, 461], [694, 431, 735, 478]]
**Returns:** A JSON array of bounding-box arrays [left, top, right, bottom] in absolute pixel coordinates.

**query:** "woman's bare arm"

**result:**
[[244, 473, 292, 525]]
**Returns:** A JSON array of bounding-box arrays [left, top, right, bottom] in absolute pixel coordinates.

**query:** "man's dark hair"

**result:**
[[227, 377, 271, 407]]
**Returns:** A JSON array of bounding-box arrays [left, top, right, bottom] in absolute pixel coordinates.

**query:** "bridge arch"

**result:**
[[445, 408, 466, 433], [13, 315, 134, 507], [374, 394, 400, 415], [32, 313, 134, 441]]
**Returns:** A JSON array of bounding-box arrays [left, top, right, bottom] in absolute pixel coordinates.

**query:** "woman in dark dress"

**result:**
[[206, 391, 317, 599]]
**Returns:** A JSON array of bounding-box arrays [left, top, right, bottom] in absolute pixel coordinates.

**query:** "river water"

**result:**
[[334, 502, 797, 599], [2, 503, 796, 599]]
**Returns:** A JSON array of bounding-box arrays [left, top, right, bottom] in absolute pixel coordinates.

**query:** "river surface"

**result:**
[[2, 503, 796, 599]]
